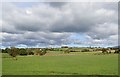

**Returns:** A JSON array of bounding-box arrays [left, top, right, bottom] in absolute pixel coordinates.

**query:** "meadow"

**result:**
[[2, 52, 118, 75]]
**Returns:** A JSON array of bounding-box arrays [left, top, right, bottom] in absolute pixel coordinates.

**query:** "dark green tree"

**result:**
[[19, 48, 27, 56], [114, 48, 120, 53], [81, 49, 90, 52], [8, 47, 19, 60], [101, 48, 108, 54], [27, 49, 34, 55], [2, 48, 11, 53]]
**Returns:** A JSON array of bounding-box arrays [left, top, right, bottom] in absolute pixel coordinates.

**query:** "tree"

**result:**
[[101, 48, 108, 54], [34, 48, 47, 56], [27, 50, 34, 55], [41, 48, 47, 55], [114, 48, 120, 53], [34, 49, 41, 55], [64, 48, 70, 53], [8, 47, 19, 60], [81, 49, 90, 52], [1, 49, 6, 53], [2, 48, 10, 53], [19, 48, 27, 56]]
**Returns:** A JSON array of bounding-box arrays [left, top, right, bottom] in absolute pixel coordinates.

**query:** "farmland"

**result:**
[[2, 50, 118, 75]]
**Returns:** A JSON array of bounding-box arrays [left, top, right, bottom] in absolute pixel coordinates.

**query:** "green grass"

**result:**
[[2, 53, 118, 75]]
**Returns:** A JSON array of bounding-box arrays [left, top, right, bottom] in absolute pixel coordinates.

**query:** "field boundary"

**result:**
[[1, 75, 119, 77]]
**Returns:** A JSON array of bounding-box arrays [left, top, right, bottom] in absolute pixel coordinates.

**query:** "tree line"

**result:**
[[1, 47, 120, 58], [1, 47, 47, 59]]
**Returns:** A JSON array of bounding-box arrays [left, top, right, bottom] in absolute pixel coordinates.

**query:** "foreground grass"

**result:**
[[2, 53, 118, 75]]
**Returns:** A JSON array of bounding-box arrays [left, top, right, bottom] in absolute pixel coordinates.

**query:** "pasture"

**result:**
[[2, 52, 118, 75]]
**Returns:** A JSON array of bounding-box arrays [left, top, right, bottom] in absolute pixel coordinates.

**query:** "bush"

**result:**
[[114, 48, 120, 53], [61, 46, 69, 48], [41, 48, 47, 55], [81, 49, 90, 52], [101, 48, 108, 54], [8, 47, 19, 60], [2, 48, 10, 53], [64, 50, 70, 53], [26, 48, 34, 55], [2, 49, 7, 53], [34, 48, 47, 56], [64, 49, 70, 53], [27, 51, 34, 55], [19, 48, 27, 56]]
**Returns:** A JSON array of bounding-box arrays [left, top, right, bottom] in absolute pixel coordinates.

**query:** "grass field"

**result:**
[[2, 52, 118, 75]]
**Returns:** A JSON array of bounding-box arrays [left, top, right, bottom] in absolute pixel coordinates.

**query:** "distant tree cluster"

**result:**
[[61, 46, 69, 48], [1, 47, 119, 59], [2, 47, 47, 57], [101, 48, 120, 54], [64, 48, 70, 53], [81, 49, 90, 52], [114, 48, 120, 53], [34, 48, 47, 56]]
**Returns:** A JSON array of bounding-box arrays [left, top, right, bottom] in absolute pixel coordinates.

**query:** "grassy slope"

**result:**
[[2, 53, 118, 75]]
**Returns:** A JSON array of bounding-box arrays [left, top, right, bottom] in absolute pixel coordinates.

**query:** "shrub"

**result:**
[[19, 48, 27, 56], [114, 48, 120, 53], [61, 46, 69, 48], [41, 49, 47, 55], [34, 48, 47, 56], [101, 48, 108, 54], [1, 49, 5, 53], [8, 47, 19, 60], [27, 51, 34, 55], [2, 48, 11, 53], [64, 49, 70, 53], [26, 48, 34, 55], [81, 49, 90, 52]]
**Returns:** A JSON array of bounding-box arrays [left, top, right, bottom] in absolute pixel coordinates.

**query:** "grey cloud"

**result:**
[[2, 32, 72, 47], [50, 2, 117, 33], [47, 2, 67, 8], [87, 23, 118, 40], [2, 2, 117, 33], [1, 2, 118, 47]]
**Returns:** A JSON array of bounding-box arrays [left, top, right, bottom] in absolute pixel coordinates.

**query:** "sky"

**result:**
[[1, 2, 118, 48]]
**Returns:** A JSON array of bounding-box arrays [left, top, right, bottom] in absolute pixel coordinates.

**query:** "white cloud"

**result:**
[[1, 2, 118, 47]]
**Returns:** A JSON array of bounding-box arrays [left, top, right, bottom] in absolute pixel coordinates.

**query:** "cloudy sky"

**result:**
[[1, 2, 118, 48]]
